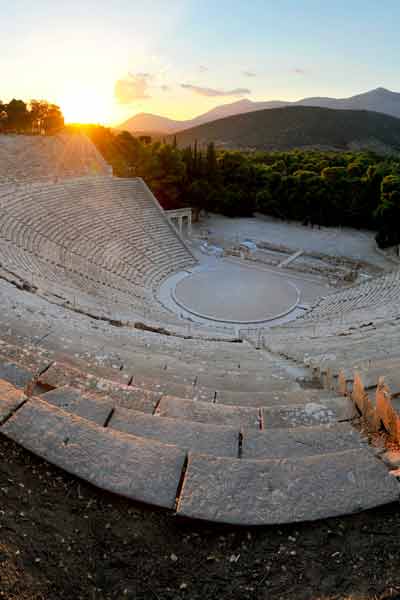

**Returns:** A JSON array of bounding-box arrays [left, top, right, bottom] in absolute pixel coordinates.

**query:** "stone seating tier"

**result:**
[[0, 133, 111, 183], [0, 335, 398, 525], [0, 175, 199, 330]]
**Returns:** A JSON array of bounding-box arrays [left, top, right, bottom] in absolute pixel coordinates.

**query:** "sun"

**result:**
[[59, 88, 112, 125]]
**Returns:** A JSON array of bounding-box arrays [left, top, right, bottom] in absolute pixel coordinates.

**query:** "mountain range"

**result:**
[[119, 87, 400, 134], [169, 106, 400, 154]]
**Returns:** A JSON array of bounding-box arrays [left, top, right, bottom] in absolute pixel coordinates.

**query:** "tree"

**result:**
[[4, 99, 30, 132], [375, 175, 400, 248], [42, 103, 64, 134], [0, 100, 6, 132], [29, 100, 50, 133], [206, 142, 217, 180]]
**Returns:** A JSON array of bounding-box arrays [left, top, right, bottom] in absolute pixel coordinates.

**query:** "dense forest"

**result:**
[[72, 125, 400, 248], [0, 98, 64, 134]]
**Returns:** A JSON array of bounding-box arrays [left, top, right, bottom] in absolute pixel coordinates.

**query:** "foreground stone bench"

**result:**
[[109, 407, 239, 457], [352, 368, 395, 430], [38, 362, 161, 413], [0, 360, 34, 392], [41, 386, 113, 426], [241, 423, 366, 459], [195, 372, 300, 394], [155, 396, 261, 429], [376, 373, 400, 441], [216, 388, 336, 408], [0, 339, 52, 374], [262, 397, 355, 428], [0, 379, 26, 424], [1, 397, 186, 509], [176, 450, 399, 525]]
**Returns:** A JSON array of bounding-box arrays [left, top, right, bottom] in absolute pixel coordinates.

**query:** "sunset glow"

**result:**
[[1, 1, 400, 127], [59, 88, 114, 124]]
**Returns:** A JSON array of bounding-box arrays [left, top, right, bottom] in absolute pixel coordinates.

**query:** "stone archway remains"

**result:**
[[166, 208, 192, 237]]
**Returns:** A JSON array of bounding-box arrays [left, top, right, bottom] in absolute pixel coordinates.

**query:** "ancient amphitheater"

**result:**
[[1, 133, 400, 527]]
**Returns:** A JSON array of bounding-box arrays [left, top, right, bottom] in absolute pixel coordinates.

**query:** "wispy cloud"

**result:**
[[243, 70, 256, 77], [181, 84, 250, 97], [114, 73, 151, 103]]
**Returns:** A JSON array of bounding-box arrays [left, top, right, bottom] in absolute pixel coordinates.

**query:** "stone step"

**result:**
[[1, 396, 186, 509], [0, 340, 52, 373], [350, 366, 400, 430], [337, 368, 354, 396], [376, 373, 400, 440], [130, 373, 198, 400], [335, 357, 400, 394], [109, 407, 239, 457], [196, 373, 299, 394], [215, 389, 338, 407], [0, 359, 34, 391], [40, 386, 113, 426], [125, 352, 282, 377], [241, 423, 366, 459], [176, 450, 400, 525], [0, 379, 26, 424], [37, 363, 161, 413], [155, 396, 261, 429], [262, 397, 356, 429], [315, 357, 400, 393]]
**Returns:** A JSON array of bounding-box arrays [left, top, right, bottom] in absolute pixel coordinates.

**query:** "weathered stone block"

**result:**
[[110, 407, 239, 457], [0, 379, 26, 424], [1, 398, 186, 509], [177, 450, 399, 525]]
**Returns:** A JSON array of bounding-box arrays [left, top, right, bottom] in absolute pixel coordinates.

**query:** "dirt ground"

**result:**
[[1, 437, 400, 600], [195, 214, 391, 270]]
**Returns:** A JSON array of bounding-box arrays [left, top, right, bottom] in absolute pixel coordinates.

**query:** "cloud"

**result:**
[[243, 70, 256, 77], [199, 65, 209, 72], [181, 84, 251, 97], [293, 68, 306, 75], [114, 73, 151, 103]]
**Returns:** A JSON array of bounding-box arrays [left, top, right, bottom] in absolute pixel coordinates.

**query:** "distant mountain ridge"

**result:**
[[119, 87, 400, 134], [169, 106, 400, 154]]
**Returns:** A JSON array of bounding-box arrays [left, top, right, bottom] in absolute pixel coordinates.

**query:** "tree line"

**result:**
[[0, 99, 64, 134], [69, 125, 400, 248]]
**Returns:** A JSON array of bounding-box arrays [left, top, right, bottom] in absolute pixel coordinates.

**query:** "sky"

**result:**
[[1, 0, 399, 125]]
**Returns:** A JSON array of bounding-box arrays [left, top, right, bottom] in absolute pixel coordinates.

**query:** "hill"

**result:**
[[119, 87, 400, 134], [170, 106, 400, 153]]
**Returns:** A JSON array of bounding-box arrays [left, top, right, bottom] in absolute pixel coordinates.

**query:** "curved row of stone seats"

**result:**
[[309, 354, 400, 443], [0, 194, 148, 288], [0, 234, 203, 330], [0, 351, 361, 458], [0, 176, 196, 289], [296, 269, 400, 325], [0, 133, 111, 183], [264, 316, 400, 368], [0, 337, 355, 426], [0, 377, 397, 525], [0, 175, 204, 330], [0, 331, 398, 526], [0, 235, 149, 307]]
